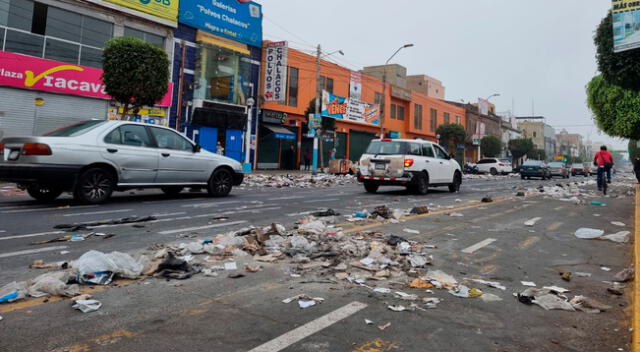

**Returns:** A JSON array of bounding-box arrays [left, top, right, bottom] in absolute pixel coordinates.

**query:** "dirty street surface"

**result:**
[[0, 174, 636, 352]]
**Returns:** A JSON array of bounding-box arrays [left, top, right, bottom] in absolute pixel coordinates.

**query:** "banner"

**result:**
[[478, 98, 490, 115], [349, 71, 362, 101], [264, 41, 288, 103], [86, 0, 178, 24], [0, 51, 172, 107], [179, 0, 262, 47], [321, 91, 379, 126], [612, 0, 640, 52]]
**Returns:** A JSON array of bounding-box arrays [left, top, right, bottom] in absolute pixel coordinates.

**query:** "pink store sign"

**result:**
[[0, 51, 172, 107]]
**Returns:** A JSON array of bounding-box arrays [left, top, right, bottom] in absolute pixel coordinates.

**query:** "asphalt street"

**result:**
[[0, 173, 635, 352]]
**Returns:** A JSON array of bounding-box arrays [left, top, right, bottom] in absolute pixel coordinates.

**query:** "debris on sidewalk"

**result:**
[[524, 217, 542, 227], [469, 279, 506, 291], [607, 283, 625, 295], [282, 294, 324, 309], [521, 281, 536, 287], [611, 221, 626, 227], [72, 299, 102, 313], [241, 173, 356, 189], [574, 228, 605, 239], [560, 272, 572, 281], [613, 268, 634, 282], [601, 231, 631, 243], [378, 322, 391, 330], [364, 319, 374, 325], [569, 296, 611, 314]]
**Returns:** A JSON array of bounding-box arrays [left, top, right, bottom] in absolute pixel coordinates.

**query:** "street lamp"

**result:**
[[312, 46, 344, 175], [486, 93, 500, 101], [380, 44, 413, 139]]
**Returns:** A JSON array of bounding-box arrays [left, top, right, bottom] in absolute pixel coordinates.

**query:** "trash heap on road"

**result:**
[[240, 173, 355, 189]]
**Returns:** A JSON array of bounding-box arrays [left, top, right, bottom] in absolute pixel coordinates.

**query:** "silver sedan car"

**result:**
[[0, 120, 244, 204]]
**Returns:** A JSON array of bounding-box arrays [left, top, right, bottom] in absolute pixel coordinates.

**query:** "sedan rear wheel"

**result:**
[[74, 168, 114, 204], [27, 185, 63, 202], [208, 168, 233, 197]]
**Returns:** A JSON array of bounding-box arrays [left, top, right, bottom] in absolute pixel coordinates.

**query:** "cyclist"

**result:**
[[593, 145, 614, 191]]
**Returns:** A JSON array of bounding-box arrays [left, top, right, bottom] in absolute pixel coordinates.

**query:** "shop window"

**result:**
[[414, 104, 423, 130], [82, 16, 113, 47], [288, 67, 298, 107], [3, 0, 33, 31], [397, 105, 405, 121], [444, 112, 450, 124], [4, 28, 43, 57], [45, 37, 79, 64], [430, 108, 437, 132], [46, 6, 81, 42], [194, 43, 252, 105], [80, 46, 103, 68], [390, 104, 396, 119], [124, 27, 164, 48]]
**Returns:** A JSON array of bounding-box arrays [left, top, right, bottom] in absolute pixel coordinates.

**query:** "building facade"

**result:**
[[555, 129, 584, 159], [444, 101, 503, 162], [0, 0, 176, 137], [171, 0, 263, 165], [406, 74, 445, 99], [517, 118, 556, 160], [258, 47, 465, 169]]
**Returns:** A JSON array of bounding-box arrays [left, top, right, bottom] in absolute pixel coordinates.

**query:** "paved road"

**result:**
[[0, 174, 635, 351]]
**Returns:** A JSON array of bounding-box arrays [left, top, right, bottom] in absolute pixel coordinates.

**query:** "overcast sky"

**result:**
[[262, 0, 627, 149]]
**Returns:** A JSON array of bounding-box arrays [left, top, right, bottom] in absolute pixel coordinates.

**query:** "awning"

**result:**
[[265, 125, 296, 140]]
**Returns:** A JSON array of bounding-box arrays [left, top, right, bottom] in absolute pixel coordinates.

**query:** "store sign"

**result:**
[[613, 0, 640, 52], [349, 71, 362, 101], [321, 91, 379, 126], [179, 0, 263, 47], [262, 109, 287, 124], [86, 0, 179, 24], [264, 41, 288, 103], [0, 51, 172, 107]]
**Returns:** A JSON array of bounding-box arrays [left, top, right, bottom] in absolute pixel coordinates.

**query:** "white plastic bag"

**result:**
[[73, 299, 102, 313], [600, 231, 631, 243], [574, 228, 604, 239], [106, 252, 143, 279]]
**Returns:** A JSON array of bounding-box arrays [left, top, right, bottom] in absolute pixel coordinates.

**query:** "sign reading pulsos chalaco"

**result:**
[[179, 0, 263, 47], [264, 41, 288, 103]]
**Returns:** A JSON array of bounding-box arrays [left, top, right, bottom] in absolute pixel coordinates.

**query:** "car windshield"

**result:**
[[523, 160, 542, 166], [365, 141, 408, 155], [548, 162, 565, 167], [499, 159, 511, 164], [43, 120, 107, 137]]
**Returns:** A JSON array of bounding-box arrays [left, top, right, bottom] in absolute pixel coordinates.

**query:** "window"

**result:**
[[422, 144, 435, 157], [434, 145, 449, 159], [44, 120, 106, 136], [124, 27, 164, 47], [443, 112, 450, 124], [108, 125, 152, 147], [150, 128, 194, 151], [4, 0, 33, 31], [414, 104, 423, 130], [287, 67, 298, 107], [320, 76, 334, 94], [533, 132, 537, 138], [194, 43, 252, 105], [408, 143, 422, 156], [390, 104, 397, 119], [374, 92, 383, 106], [456, 115, 461, 124], [430, 108, 437, 132], [45, 38, 79, 64], [397, 106, 405, 121]]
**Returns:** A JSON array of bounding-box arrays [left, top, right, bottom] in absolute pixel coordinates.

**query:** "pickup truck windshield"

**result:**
[[365, 141, 408, 155]]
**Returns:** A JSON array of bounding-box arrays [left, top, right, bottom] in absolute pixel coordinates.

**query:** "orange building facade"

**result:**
[[256, 44, 465, 170]]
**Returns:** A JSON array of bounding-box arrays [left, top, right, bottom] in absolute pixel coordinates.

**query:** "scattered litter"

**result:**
[[611, 221, 626, 227], [575, 228, 605, 239], [155, 252, 202, 280], [403, 228, 419, 235], [422, 297, 441, 308], [224, 262, 238, 271], [601, 231, 631, 243], [365, 319, 374, 325], [601, 267, 612, 272], [448, 285, 470, 298], [378, 322, 391, 330], [373, 287, 391, 294], [521, 281, 536, 287], [228, 273, 245, 279], [608, 282, 625, 295], [409, 278, 434, 289], [480, 293, 503, 302], [29, 260, 67, 270], [60, 251, 70, 255], [569, 296, 612, 313], [54, 216, 157, 231], [387, 305, 409, 312], [410, 206, 429, 215], [591, 201, 605, 206], [312, 209, 340, 217], [614, 268, 634, 282], [575, 272, 592, 277], [481, 196, 493, 203], [560, 272, 572, 281], [424, 270, 458, 289], [524, 217, 542, 227], [449, 212, 464, 217], [543, 286, 570, 294], [469, 279, 506, 291], [72, 299, 102, 313], [244, 265, 262, 273]]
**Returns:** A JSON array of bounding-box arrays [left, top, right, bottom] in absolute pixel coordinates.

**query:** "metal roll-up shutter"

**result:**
[[32, 93, 108, 135], [0, 87, 37, 138], [349, 130, 376, 162]]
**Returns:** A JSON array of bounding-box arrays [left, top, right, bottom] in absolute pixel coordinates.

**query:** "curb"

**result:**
[[635, 185, 639, 351]]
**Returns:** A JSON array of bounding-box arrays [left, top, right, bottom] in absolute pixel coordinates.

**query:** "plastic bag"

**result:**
[[27, 274, 78, 298], [75, 250, 142, 284], [106, 252, 143, 279], [0, 282, 27, 303], [601, 231, 631, 243], [73, 299, 102, 313], [574, 228, 604, 239]]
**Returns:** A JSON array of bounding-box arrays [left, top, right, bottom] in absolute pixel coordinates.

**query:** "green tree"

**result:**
[[527, 149, 546, 160], [480, 135, 502, 157], [102, 37, 169, 118], [587, 75, 640, 140], [594, 12, 640, 91], [508, 138, 534, 163], [436, 123, 466, 155]]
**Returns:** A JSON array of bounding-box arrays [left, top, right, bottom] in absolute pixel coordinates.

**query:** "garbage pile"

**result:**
[[240, 173, 355, 189]]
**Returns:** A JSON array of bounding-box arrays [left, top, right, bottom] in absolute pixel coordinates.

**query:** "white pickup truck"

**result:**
[[357, 139, 462, 194]]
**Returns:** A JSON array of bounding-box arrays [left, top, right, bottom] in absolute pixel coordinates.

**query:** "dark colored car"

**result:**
[[520, 160, 551, 180]]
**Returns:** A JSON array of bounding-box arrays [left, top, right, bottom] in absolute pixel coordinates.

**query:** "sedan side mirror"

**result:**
[[194, 144, 202, 153]]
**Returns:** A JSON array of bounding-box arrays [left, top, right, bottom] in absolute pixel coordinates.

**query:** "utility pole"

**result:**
[[312, 44, 321, 175], [380, 69, 387, 139]]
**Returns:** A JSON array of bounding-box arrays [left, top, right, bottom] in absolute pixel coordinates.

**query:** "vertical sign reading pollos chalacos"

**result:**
[[264, 41, 288, 104], [179, 0, 263, 47], [612, 0, 640, 52]]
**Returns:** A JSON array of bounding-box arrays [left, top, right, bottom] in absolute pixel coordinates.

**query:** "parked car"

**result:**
[[0, 120, 244, 204], [571, 163, 589, 177], [584, 163, 596, 175], [357, 139, 462, 194], [520, 160, 551, 180], [476, 158, 513, 175], [548, 161, 571, 178]]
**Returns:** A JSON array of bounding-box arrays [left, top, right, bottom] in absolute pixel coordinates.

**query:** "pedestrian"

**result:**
[[329, 147, 336, 160], [634, 156, 640, 183], [593, 145, 614, 191], [216, 141, 224, 155], [304, 149, 312, 171]]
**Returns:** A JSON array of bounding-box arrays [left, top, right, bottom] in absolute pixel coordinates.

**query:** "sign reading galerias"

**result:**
[[264, 41, 288, 103]]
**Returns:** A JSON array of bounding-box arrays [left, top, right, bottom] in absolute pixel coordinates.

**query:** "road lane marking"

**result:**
[[267, 196, 305, 201], [547, 221, 563, 231], [248, 301, 367, 352], [0, 245, 68, 258], [287, 210, 318, 217], [158, 220, 247, 235], [62, 209, 133, 217], [517, 236, 540, 250], [1, 205, 99, 214], [461, 238, 497, 254], [303, 198, 339, 203], [0, 231, 65, 241]]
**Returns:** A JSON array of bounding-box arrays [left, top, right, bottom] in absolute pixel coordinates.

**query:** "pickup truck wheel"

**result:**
[[415, 173, 429, 195], [74, 168, 114, 204], [490, 168, 498, 175], [161, 187, 184, 196], [364, 182, 379, 193], [208, 168, 233, 197], [27, 185, 63, 202], [449, 172, 461, 193]]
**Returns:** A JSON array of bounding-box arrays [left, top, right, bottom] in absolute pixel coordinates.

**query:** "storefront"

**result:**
[[257, 109, 298, 169]]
